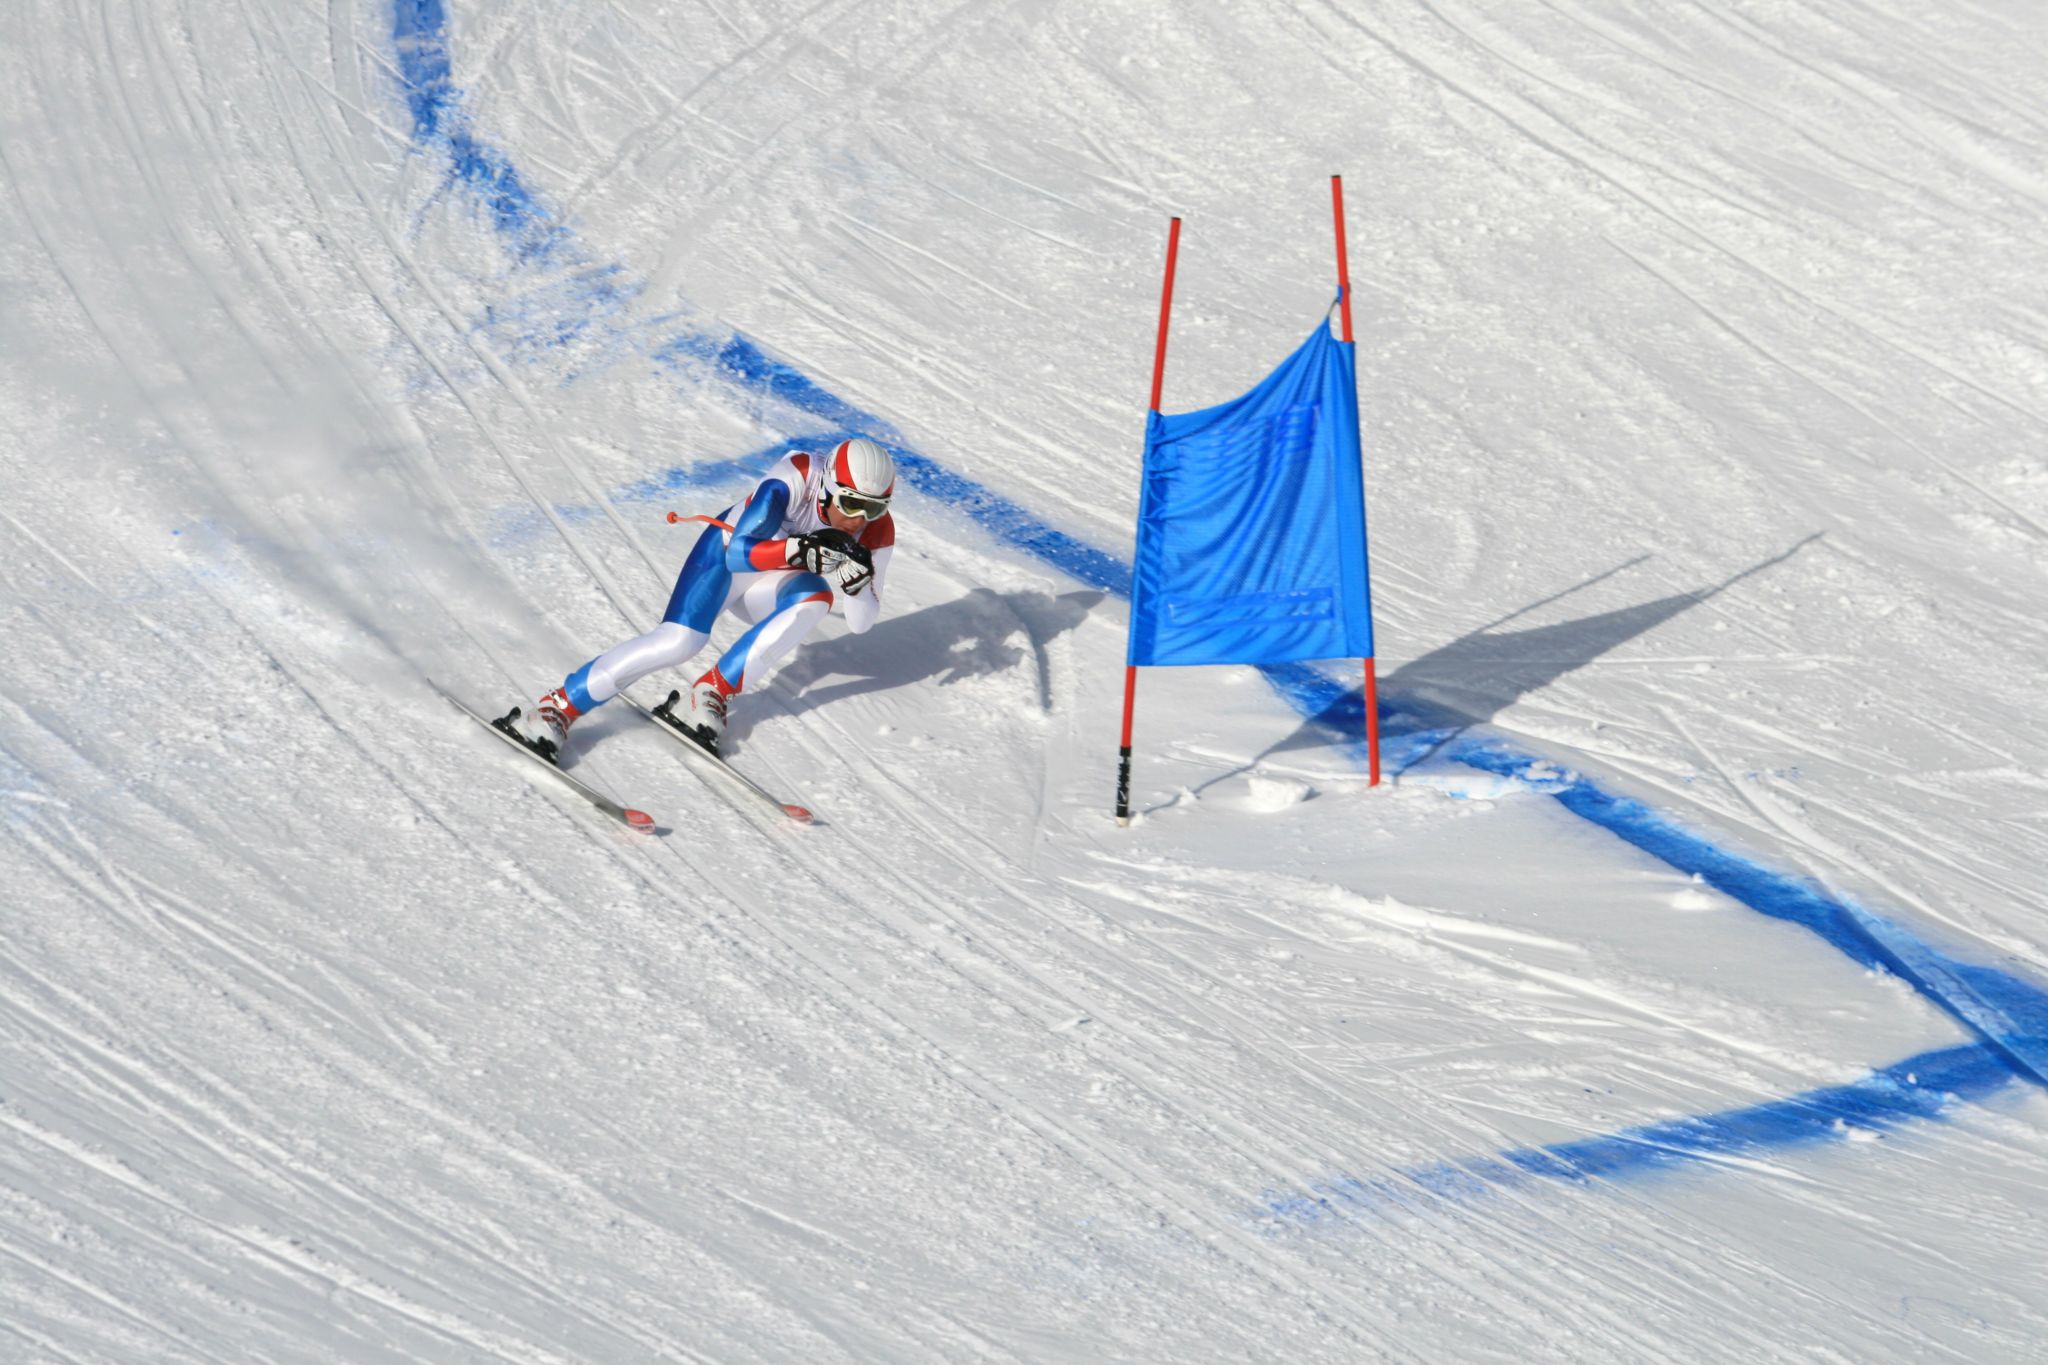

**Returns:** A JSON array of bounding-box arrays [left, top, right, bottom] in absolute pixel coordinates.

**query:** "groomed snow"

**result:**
[[3, 0, 2046, 1359]]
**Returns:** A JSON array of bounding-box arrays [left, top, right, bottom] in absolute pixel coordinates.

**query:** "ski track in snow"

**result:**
[[3, 0, 2047, 1357], [392, 0, 2048, 1119], [393, 0, 2048, 1347]]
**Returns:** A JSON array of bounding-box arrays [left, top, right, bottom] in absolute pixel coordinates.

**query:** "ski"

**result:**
[[627, 691, 815, 824], [447, 696, 656, 832]]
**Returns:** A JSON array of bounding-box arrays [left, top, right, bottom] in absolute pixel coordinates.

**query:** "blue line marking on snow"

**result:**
[[1263, 674, 2048, 1089], [391, 0, 2046, 1181], [890, 448, 1134, 597], [1257, 1041, 2018, 1226], [488, 432, 1135, 598], [394, 0, 573, 266]]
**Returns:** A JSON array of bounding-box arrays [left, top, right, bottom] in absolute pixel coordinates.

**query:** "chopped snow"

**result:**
[[2, 0, 2046, 1359]]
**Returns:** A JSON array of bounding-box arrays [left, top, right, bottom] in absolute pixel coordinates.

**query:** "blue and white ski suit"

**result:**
[[556, 450, 896, 713]]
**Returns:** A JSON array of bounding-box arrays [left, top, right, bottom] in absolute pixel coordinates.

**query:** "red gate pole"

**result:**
[[1118, 215, 1182, 825], [1332, 175, 1381, 786]]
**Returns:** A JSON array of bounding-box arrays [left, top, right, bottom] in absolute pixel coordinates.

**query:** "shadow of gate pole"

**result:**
[[1269, 533, 1825, 764]]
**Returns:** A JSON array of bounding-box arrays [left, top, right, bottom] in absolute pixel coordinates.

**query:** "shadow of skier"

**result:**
[[766, 588, 1105, 716]]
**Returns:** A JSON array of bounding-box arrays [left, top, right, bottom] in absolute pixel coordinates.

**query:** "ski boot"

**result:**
[[504, 686, 580, 763], [684, 668, 736, 757]]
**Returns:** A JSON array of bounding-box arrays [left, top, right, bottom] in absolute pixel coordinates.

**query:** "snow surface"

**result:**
[[4, 0, 2048, 1359]]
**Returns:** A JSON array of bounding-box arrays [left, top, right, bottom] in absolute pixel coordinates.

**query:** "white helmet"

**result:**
[[822, 437, 896, 519]]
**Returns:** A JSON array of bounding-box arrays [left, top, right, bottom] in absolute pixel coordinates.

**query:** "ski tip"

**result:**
[[624, 808, 656, 831], [781, 803, 814, 823]]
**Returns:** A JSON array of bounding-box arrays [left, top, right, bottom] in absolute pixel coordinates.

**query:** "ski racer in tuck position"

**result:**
[[511, 437, 899, 760]]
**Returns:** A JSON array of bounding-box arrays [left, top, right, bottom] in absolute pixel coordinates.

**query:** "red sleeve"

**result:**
[[858, 514, 896, 551], [723, 477, 794, 573]]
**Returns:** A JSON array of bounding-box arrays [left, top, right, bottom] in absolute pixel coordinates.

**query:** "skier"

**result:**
[[511, 437, 899, 759]]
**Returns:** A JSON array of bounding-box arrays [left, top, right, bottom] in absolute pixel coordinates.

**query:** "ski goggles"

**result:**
[[830, 487, 891, 520]]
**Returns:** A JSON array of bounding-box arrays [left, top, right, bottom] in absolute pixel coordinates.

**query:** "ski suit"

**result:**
[[556, 450, 896, 714]]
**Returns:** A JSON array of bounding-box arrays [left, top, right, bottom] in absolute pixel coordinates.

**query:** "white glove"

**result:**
[[788, 530, 851, 574], [831, 556, 873, 597]]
